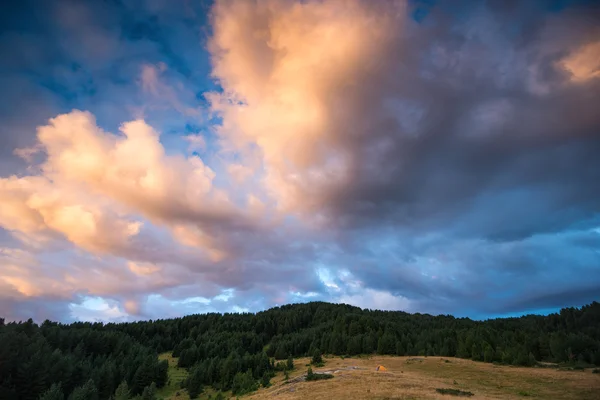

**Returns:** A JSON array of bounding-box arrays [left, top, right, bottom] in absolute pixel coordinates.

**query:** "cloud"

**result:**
[[560, 40, 600, 82], [227, 163, 253, 183], [140, 63, 200, 116], [208, 0, 600, 239], [13, 110, 261, 259], [1, 0, 600, 322], [338, 289, 412, 312]]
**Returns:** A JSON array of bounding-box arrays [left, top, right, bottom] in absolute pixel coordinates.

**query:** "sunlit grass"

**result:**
[[246, 356, 600, 400]]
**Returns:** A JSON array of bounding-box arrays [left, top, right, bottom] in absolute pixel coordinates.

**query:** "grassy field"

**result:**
[[156, 353, 599, 399], [246, 356, 600, 400]]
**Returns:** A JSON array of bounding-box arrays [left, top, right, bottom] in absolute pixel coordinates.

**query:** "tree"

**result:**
[[114, 381, 130, 400], [68, 379, 98, 400], [0, 300, 599, 400], [377, 333, 396, 355], [274, 343, 288, 360], [484, 345, 495, 363], [231, 370, 257, 395], [39, 383, 64, 400], [186, 367, 204, 399], [286, 355, 294, 371], [141, 382, 157, 400], [155, 360, 169, 388], [311, 349, 323, 366], [261, 371, 271, 388], [307, 366, 314, 380]]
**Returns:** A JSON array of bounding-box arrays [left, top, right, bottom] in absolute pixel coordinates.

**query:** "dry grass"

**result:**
[[245, 356, 600, 400]]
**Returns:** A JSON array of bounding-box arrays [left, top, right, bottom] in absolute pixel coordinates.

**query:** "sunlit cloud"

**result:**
[[0, 0, 599, 322]]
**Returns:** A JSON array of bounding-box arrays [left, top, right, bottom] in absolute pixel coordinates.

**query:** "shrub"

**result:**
[[311, 349, 324, 366], [435, 388, 474, 397], [306, 367, 334, 381], [261, 371, 271, 388]]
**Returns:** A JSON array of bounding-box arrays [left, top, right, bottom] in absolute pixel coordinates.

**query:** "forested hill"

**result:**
[[1, 301, 599, 399]]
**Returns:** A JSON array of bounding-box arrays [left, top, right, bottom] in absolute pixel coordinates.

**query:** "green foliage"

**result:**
[[231, 370, 258, 395], [305, 367, 333, 382], [114, 381, 130, 400], [286, 355, 294, 371], [261, 371, 271, 388], [2, 301, 600, 399], [68, 379, 98, 400], [311, 349, 324, 366], [39, 383, 64, 400], [435, 388, 474, 397], [140, 382, 156, 400]]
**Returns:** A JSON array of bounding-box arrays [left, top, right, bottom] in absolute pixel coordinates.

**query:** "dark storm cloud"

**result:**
[[317, 1, 600, 242]]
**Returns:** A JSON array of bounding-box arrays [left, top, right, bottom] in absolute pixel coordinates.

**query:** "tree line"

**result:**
[[1, 301, 598, 399]]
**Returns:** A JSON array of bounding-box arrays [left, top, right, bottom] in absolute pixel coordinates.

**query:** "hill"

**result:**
[[247, 355, 600, 400], [1, 301, 599, 399]]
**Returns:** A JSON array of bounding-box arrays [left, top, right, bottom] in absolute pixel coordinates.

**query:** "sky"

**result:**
[[0, 0, 599, 323]]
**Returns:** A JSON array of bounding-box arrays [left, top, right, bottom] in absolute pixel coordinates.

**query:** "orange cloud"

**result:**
[[1, 110, 257, 260], [561, 41, 600, 82], [208, 0, 406, 213]]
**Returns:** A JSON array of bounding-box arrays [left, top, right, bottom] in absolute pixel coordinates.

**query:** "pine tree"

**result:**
[[141, 382, 157, 400], [39, 383, 64, 400], [484, 345, 495, 363], [261, 371, 271, 388], [186, 367, 204, 399], [311, 349, 323, 366], [68, 379, 98, 400], [114, 380, 130, 400], [286, 355, 294, 371]]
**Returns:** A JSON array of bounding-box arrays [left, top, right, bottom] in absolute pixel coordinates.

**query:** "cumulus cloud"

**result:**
[[208, 0, 600, 237], [6, 110, 261, 259], [1, 0, 600, 322]]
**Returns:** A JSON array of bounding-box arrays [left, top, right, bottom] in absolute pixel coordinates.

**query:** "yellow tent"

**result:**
[[376, 365, 387, 371]]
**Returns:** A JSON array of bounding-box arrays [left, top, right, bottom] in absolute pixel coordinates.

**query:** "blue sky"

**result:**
[[0, 0, 599, 323]]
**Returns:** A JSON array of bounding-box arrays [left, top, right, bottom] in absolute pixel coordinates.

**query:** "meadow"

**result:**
[[157, 354, 600, 400], [248, 356, 600, 400]]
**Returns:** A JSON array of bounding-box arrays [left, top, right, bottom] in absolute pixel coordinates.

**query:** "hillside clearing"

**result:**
[[245, 356, 600, 400]]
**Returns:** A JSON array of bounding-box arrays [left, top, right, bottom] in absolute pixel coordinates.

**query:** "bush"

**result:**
[[231, 370, 259, 395], [261, 371, 271, 388], [306, 367, 334, 381], [435, 388, 474, 397], [592, 368, 599, 374], [311, 349, 324, 366]]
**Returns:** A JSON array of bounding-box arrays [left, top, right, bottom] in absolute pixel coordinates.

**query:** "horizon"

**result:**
[[1, 0, 599, 324], [4, 299, 597, 326]]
